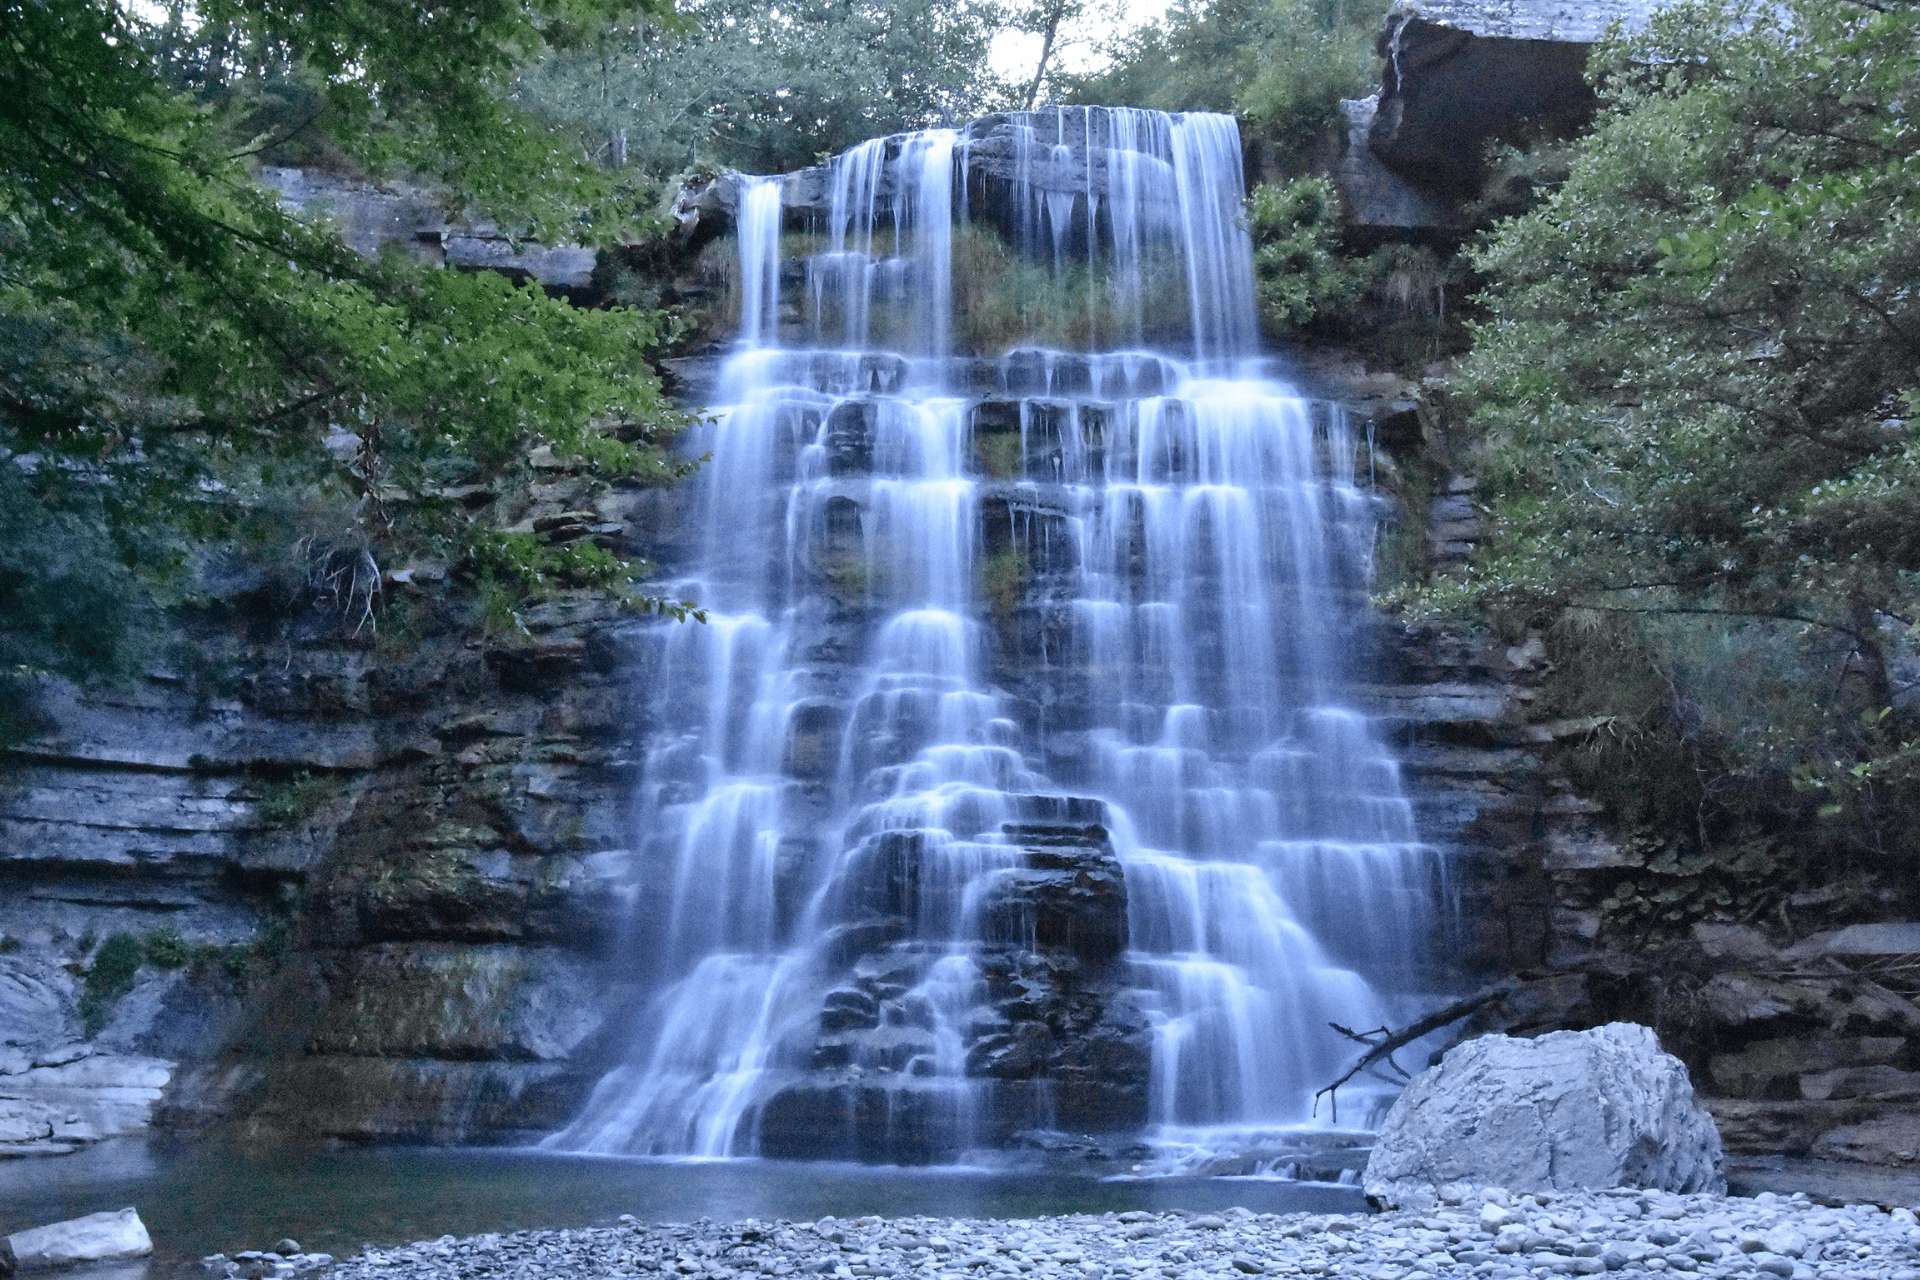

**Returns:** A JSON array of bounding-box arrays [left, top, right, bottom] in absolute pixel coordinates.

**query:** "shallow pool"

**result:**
[[0, 1140, 1367, 1266]]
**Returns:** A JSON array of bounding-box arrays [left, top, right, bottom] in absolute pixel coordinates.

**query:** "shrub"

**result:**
[[143, 926, 189, 970], [980, 547, 1030, 618], [80, 932, 144, 1035], [255, 772, 334, 827]]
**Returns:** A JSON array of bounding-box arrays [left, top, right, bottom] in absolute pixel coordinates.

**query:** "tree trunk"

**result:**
[[1848, 601, 1895, 711], [1023, 11, 1063, 111]]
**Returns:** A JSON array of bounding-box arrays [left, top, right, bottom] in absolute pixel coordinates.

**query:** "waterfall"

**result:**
[[546, 111, 1447, 1165]]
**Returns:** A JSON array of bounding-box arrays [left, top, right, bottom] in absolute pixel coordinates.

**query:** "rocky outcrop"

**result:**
[[1317, 97, 1468, 239], [1369, 0, 1660, 194], [1364, 1022, 1725, 1208], [0, 444, 697, 1150], [258, 168, 598, 293]]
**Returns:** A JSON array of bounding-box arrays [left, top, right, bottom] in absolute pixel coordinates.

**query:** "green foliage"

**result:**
[[825, 556, 871, 599], [975, 432, 1025, 480], [1247, 178, 1361, 334], [946, 224, 1189, 354], [0, 933, 21, 955], [1245, 179, 1465, 367], [979, 547, 1030, 619], [80, 932, 145, 1035], [466, 529, 705, 624], [1539, 612, 1705, 838], [0, 0, 699, 741], [1069, 0, 1385, 164], [1597, 839, 1784, 946], [514, 0, 1006, 178], [143, 926, 191, 970], [1450, 0, 1920, 650], [1418, 0, 1920, 897], [254, 771, 334, 827]]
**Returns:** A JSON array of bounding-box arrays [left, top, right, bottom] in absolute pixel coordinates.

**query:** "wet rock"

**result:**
[[825, 400, 876, 475], [819, 988, 880, 1033], [7, 1207, 152, 1269], [975, 832, 1127, 965], [1366, 1022, 1725, 1208], [301, 944, 603, 1063]]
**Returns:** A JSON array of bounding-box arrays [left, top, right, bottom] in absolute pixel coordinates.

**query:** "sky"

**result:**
[[987, 0, 1173, 94]]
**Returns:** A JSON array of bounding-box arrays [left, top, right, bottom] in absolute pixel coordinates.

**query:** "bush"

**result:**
[[143, 925, 190, 970], [80, 932, 144, 1035], [979, 547, 1030, 618], [1247, 178, 1362, 335], [255, 772, 335, 827]]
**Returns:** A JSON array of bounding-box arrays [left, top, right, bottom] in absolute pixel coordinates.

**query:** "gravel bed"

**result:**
[[204, 1187, 1920, 1280]]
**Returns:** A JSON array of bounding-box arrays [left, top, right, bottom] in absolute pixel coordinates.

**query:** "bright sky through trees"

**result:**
[[989, 0, 1169, 89]]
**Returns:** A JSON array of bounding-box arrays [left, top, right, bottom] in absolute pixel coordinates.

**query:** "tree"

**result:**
[[513, 0, 1008, 179], [1065, 0, 1385, 162], [1423, 0, 1920, 876], [0, 0, 695, 741], [1014, 0, 1085, 110]]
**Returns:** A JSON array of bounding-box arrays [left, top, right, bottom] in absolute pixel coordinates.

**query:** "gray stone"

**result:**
[[259, 168, 595, 290], [1809, 1114, 1920, 1166], [1383, 0, 1660, 42], [1364, 1022, 1726, 1209], [1369, 0, 1664, 192], [0, 1053, 173, 1154], [1781, 923, 1920, 961], [1691, 923, 1781, 965], [1318, 97, 1466, 235], [7, 1207, 153, 1268]]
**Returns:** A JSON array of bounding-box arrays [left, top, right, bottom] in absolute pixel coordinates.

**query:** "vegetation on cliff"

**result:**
[[1418, 0, 1920, 928], [0, 0, 698, 743]]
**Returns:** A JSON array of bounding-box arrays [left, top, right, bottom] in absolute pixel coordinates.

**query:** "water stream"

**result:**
[[547, 107, 1446, 1167]]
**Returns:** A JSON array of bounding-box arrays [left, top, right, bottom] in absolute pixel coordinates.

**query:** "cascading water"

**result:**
[[547, 108, 1448, 1167]]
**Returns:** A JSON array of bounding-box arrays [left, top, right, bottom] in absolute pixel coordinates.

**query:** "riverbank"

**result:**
[[270, 1187, 1920, 1280]]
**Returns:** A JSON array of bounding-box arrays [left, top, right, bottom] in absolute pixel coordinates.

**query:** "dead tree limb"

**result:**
[[1314, 979, 1520, 1124]]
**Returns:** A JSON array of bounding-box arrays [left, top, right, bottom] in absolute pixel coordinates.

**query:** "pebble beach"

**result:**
[[209, 1188, 1920, 1280]]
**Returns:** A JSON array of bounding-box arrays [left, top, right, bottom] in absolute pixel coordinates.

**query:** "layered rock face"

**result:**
[[0, 453, 697, 1151], [1314, 351, 1920, 1178]]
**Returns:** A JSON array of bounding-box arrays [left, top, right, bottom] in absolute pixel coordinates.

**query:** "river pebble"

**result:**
[[202, 1189, 1920, 1280]]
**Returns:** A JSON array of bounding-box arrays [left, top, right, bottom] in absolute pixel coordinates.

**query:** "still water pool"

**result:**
[[0, 1140, 1365, 1266]]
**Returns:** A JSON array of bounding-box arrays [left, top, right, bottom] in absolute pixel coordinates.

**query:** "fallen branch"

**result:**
[[1314, 979, 1520, 1124]]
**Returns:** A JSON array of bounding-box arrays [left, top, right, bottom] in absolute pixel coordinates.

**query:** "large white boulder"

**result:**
[[1364, 1021, 1725, 1209], [6, 1207, 152, 1270]]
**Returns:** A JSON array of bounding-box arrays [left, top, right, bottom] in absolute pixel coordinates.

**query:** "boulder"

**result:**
[[1364, 1022, 1725, 1209], [6, 1207, 152, 1270]]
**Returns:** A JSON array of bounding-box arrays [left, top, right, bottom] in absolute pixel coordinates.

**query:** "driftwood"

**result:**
[[1313, 979, 1521, 1124]]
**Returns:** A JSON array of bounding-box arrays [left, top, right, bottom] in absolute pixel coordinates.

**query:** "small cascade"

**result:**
[[547, 110, 1448, 1166]]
